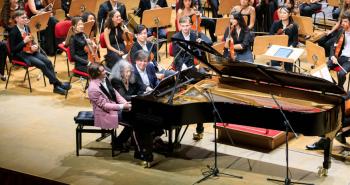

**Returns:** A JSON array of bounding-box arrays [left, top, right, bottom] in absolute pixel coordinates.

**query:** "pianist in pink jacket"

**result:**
[[87, 63, 132, 129]]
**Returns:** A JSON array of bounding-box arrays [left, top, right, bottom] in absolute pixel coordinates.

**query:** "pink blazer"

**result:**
[[87, 78, 127, 129]]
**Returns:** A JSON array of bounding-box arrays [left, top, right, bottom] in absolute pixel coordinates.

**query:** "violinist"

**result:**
[[172, 16, 212, 71], [97, 0, 127, 31], [269, 6, 298, 71], [327, 11, 350, 89], [176, 0, 217, 42], [223, 11, 254, 63], [103, 10, 127, 69], [0, 0, 23, 33], [69, 16, 98, 73], [9, 10, 70, 95]]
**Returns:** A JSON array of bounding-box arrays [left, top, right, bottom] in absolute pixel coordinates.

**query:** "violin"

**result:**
[[83, 34, 100, 63], [22, 32, 34, 53], [276, 23, 294, 35], [335, 30, 345, 58], [228, 25, 235, 60], [191, 13, 201, 33], [121, 24, 134, 52]]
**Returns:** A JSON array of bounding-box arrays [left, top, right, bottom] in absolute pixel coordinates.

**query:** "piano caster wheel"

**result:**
[[317, 166, 328, 177], [141, 161, 151, 168]]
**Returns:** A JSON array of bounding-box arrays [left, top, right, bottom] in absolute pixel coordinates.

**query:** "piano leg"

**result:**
[[319, 138, 332, 177]]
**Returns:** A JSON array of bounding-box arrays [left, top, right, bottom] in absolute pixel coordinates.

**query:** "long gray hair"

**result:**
[[109, 59, 135, 83]]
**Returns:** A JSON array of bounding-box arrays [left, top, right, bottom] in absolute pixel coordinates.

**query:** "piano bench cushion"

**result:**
[[74, 111, 94, 126]]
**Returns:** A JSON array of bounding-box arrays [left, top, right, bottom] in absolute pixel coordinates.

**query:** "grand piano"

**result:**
[[129, 38, 345, 175]]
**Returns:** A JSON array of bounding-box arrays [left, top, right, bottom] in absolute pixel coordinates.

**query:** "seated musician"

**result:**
[[87, 63, 132, 152], [172, 16, 212, 72], [327, 11, 350, 89], [129, 24, 175, 78], [269, 6, 298, 71], [231, 0, 256, 30], [299, 0, 322, 17], [9, 10, 70, 95], [176, 0, 217, 42], [137, 0, 168, 39], [97, 0, 127, 31], [133, 50, 158, 92], [223, 11, 254, 63], [103, 10, 127, 69], [69, 17, 98, 73]]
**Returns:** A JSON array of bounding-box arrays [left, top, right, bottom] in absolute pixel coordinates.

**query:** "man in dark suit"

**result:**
[[137, 0, 168, 39], [171, 16, 211, 72], [97, 0, 127, 31], [133, 50, 158, 92]]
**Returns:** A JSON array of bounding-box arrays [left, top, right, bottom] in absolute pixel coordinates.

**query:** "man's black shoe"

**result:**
[[336, 133, 347, 144], [60, 82, 71, 90], [306, 138, 326, 150], [53, 86, 67, 95]]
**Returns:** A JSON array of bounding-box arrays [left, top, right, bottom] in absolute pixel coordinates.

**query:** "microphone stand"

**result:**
[[266, 94, 313, 185], [193, 89, 243, 184]]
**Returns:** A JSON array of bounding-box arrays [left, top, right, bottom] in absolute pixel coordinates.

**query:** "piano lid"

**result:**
[[171, 38, 345, 95]]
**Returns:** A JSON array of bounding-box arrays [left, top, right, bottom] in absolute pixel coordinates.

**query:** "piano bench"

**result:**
[[74, 111, 116, 157]]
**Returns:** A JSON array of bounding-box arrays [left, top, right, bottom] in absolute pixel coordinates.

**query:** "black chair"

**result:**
[[74, 111, 116, 156]]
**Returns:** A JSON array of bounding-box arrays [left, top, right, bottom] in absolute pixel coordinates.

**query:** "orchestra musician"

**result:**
[[223, 11, 254, 63], [269, 6, 298, 71], [9, 10, 70, 95], [69, 16, 98, 73], [327, 11, 350, 89], [87, 63, 132, 152], [103, 10, 127, 69], [231, 0, 256, 30], [176, 0, 217, 42], [172, 16, 212, 72], [97, 0, 127, 31], [137, 0, 168, 39], [133, 50, 158, 92]]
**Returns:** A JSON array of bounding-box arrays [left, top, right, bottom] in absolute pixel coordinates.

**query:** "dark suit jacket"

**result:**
[[129, 41, 157, 64], [110, 78, 145, 101], [9, 25, 33, 64], [133, 63, 158, 89], [137, 0, 168, 22], [97, 1, 127, 30], [172, 30, 210, 71]]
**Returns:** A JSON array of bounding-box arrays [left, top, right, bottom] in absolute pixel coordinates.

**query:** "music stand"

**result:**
[[262, 45, 305, 71], [193, 89, 243, 184], [27, 11, 51, 49], [68, 0, 97, 17], [83, 21, 95, 38], [215, 18, 230, 38], [218, 0, 239, 15], [142, 7, 172, 64]]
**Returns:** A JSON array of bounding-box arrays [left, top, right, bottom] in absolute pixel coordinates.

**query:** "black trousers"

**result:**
[[0, 41, 7, 76], [299, 3, 322, 17], [16, 51, 60, 86]]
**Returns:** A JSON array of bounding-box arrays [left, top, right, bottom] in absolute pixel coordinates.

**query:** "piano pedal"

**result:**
[[193, 132, 203, 141]]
